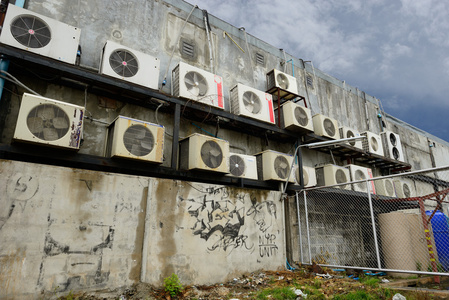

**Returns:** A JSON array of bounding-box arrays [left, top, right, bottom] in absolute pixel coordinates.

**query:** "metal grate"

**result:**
[[182, 41, 195, 58], [255, 53, 264, 65], [306, 75, 314, 88]]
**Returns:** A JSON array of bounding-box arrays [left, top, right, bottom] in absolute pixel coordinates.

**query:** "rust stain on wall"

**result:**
[[155, 179, 179, 280], [0, 248, 26, 296], [129, 186, 148, 281]]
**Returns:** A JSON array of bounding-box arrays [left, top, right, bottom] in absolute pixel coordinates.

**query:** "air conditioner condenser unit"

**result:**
[[381, 130, 405, 162], [100, 40, 160, 89], [280, 101, 314, 133], [13, 93, 84, 150], [227, 153, 258, 180], [346, 164, 375, 193], [266, 69, 298, 96], [312, 114, 340, 139], [373, 178, 395, 197], [339, 126, 363, 150], [172, 61, 224, 109], [105, 116, 164, 163], [230, 83, 275, 124], [361, 131, 384, 156], [179, 133, 229, 173], [0, 3, 81, 64], [315, 164, 350, 190], [256, 150, 294, 182]]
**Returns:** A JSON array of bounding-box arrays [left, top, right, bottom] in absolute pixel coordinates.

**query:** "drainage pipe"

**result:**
[[203, 9, 214, 73], [0, 0, 25, 102]]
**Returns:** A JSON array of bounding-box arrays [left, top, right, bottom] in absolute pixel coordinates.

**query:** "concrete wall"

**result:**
[[0, 160, 284, 298]]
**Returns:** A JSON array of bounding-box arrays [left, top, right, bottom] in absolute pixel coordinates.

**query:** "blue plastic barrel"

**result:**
[[426, 210, 449, 271]]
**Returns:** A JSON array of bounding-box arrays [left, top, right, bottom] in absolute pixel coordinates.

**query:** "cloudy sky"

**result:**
[[191, 0, 449, 143]]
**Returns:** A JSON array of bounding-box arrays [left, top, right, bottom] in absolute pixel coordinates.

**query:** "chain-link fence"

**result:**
[[293, 165, 449, 276]]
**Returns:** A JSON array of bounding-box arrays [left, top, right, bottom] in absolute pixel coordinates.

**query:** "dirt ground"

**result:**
[[52, 265, 448, 300]]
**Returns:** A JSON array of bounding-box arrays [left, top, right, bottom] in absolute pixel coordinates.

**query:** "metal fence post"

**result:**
[[296, 192, 303, 264], [303, 190, 312, 264], [367, 180, 382, 269]]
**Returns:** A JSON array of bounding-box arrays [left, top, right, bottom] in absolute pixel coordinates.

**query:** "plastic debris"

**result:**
[[392, 293, 407, 300], [316, 273, 333, 279], [291, 288, 308, 298], [381, 278, 390, 283], [364, 270, 387, 276]]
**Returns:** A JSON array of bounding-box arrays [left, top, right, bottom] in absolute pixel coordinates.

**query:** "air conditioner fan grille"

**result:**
[[354, 169, 366, 189], [370, 136, 378, 151], [347, 130, 356, 146], [386, 180, 394, 195], [123, 124, 154, 157], [11, 15, 51, 48], [389, 133, 397, 146], [276, 73, 289, 90], [335, 169, 347, 188], [230, 155, 245, 177], [274, 155, 289, 179], [27, 104, 70, 141], [294, 107, 309, 126], [184, 71, 208, 97], [201, 140, 223, 169], [323, 118, 336, 137], [242, 91, 261, 114], [109, 49, 139, 78]]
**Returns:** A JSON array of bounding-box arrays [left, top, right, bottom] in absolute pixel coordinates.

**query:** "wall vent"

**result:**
[[181, 41, 195, 57], [255, 53, 264, 65], [306, 75, 314, 88]]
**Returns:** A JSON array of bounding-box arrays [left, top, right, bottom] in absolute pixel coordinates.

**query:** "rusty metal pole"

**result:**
[[418, 197, 440, 284]]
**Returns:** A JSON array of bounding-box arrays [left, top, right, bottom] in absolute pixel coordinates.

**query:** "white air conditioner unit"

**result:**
[[0, 4, 81, 64], [374, 178, 395, 197], [339, 126, 363, 150], [266, 69, 298, 95], [346, 164, 375, 193], [312, 114, 340, 139], [299, 165, 317, 188], [106, 116, 164, 163], [100, 40, 160, 89], [13, 93, 84, 149], [227, 153, 258, 180], [179, 133, 229, 173], [394, 179, 413, 198], [281, 101, 314, 133], [381, 130, 405, 162], [361, 131, 384, 156], [172, 61, 224, 109], [315, 164, 350, 190], [256, 150, 294, 182], [230, 83, 275, 124]]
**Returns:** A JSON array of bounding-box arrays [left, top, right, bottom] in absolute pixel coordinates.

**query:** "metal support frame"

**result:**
[[296, 192, 303, 263], [171, 103, 181, 169], [367, 180, 382, 269], [303, 190, 312, 264]]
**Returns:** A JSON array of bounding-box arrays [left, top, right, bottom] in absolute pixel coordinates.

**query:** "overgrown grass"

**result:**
[[255, 286, 297, 300]]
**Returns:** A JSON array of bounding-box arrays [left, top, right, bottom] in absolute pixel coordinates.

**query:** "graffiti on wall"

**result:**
[[1, 174, 39, 231], [179, 184, 280, 257]]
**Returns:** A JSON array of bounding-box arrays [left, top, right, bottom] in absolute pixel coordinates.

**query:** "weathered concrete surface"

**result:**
[[0, 160, 148, 298], [142, 179, 284, 285], [0, 160, 284, 298]]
